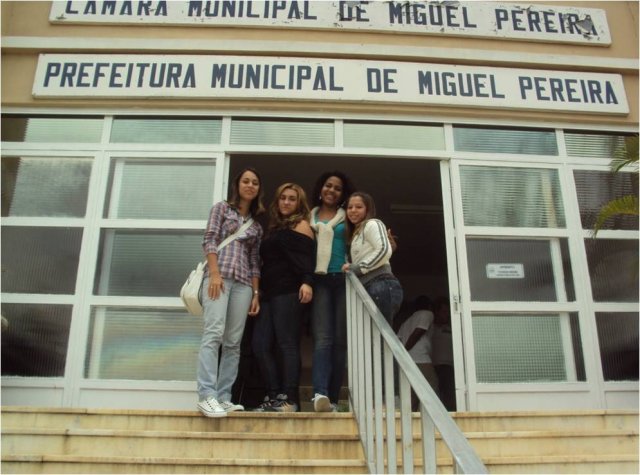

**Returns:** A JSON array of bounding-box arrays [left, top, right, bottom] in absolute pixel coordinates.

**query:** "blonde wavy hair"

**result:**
[[267, 183, 310, 233]]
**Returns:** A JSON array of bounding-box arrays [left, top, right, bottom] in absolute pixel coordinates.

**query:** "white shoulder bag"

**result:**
[[180, 218, 254, 316]]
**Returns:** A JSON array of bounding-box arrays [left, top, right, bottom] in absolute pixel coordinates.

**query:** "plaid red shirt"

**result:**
[[202, 201, 262, 286]]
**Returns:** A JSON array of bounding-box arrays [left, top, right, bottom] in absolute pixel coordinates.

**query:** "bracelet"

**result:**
[[253, 290, 259, 296]]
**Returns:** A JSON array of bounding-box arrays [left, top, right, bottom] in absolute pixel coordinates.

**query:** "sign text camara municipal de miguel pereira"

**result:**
[[51, 1, 611, 45]]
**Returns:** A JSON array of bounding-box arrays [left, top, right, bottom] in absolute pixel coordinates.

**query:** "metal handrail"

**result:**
[[345, 272, 488, 474]]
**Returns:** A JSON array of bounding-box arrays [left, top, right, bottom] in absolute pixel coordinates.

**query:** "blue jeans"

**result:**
[[252, 292, 302, 403], [311, 273, 347, 403], [197, 277, 252, 402], [365, 275, 403, 325]]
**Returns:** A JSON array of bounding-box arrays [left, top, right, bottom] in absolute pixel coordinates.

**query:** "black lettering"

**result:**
[[549, 78, 564, 101], [588, 80, 603, 104], [367, 68, 382, 92], [93, 63, 109, 87], [429, 5, 443, 26], [288, 1, 301, 20], [211, 64, 227, 87], [329, 67, 343, 91], [417, 71, 434, 95], [84, 1, 97, 14], [166, 63, 181, 87], [442, 72, 456, 96], [101, 1, 116, 14], [518, 76, 533, 99], [511, 10, 525, 31], [303, 1, 317, 20], [136, 63, 150, 87], [109, 63, 125, 87], [156, 1, 167, 16], [605, 82, 618, 104], [296, 66, 311, 89], [388, 2, 403, 24], [313, 68, 327, 90], [77, 63, 92, 87], [65, 1, 79, 14], [271, 65, 285, 89], [413, 4, 426, 25], [120, 1, 133, 15], [542, 11, 557, 33], [229, 64, 243, 88], [527, 10, 541, 32], [246, 1, 259, 18], [183, 64, 196, 88], [149, 63, 165, 88], [188, 1, 202, 16], [495, 9, 508, 30], [445, 6, 459, 27], [62, 63, 77, 87], [138, 1, 152, 16], [462, 7, 477, 28], [44, 63, 61, 87]]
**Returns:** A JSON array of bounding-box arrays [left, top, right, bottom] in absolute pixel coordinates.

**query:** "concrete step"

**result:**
[[1, 427, 363, 460], [1, 455, 368, 474], [0, 407, 357, 434]]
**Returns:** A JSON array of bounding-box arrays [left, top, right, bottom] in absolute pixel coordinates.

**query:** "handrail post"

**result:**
[[345, 272, 488, 475]]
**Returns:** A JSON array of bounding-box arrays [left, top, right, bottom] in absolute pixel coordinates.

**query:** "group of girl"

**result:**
[[196, 167, 403, 417]]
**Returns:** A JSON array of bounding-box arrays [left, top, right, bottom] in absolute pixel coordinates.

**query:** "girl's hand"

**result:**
[[248, 294, 260, 316], [208, 273, 224, 300], [299, 284, 313, 303], [342, 263, 351, 273]]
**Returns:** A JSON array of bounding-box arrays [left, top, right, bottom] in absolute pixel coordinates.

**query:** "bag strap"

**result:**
[[218, 217, 254, 252]]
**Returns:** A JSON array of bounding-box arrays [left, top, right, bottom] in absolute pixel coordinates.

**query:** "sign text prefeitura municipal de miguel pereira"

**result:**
[[34, 1, 628, 115]]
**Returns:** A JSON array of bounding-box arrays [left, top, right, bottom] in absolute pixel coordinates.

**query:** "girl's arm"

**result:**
[[350, 219, 392, 276]]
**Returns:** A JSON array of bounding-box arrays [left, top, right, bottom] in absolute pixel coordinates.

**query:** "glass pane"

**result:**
[[85, 308, 200, 380], [1, 156, 92, 218], [344, 122, 444, 150], [230, 119, 334, 146], [473, 313, 585, 383], [466, 238, 574, 302], [1, 304, 72, 377], [574, 170, 639, 231], [1, 116, 103, 143], [460, 166, 566, 227], [585, 239, 639, 302], [1, 227, 82, 294], [454, 126, 558, 155], [105, 159, 215, 220], [596, 312, 639, 382], [565, 132, 627, 159], [110, 118, 221, 144], [95, 230, 203, 297]]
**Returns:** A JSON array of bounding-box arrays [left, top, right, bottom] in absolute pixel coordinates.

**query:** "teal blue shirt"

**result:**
[[326, 221, 347, 273]]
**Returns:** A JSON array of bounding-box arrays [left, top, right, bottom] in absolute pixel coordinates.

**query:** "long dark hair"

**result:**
[[267, 183, 310, 233], [310, 171, 356, 209], [228, 167, 265, 216], [345, 191, 377, 243]]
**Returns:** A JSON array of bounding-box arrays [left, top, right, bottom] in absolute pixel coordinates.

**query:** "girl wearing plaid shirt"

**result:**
[[196, 167, 265, 418]]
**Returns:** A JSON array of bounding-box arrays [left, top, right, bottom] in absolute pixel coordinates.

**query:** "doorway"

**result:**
[[229, 154, 452, 409]]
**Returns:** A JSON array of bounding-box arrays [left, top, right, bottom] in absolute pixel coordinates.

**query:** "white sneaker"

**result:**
[[312, 393, 331, 412], [197, 396, 227, 418], [219, 401, 244, 412]]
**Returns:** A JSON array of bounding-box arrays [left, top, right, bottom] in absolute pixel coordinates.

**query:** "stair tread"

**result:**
[[1, 454, 366, 467], [2, 427, 360, 440]]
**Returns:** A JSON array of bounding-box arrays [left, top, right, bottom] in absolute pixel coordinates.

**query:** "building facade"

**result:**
[[1, 0, 638, 412]]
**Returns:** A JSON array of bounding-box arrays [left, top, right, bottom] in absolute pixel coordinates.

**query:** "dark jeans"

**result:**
[[251, 292, 302, 403], [311, 273, 347, 403], [364, 275, 403, 326]]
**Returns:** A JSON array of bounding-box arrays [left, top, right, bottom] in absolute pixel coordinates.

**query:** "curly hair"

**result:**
[[310, 171, 356, 209], [267, 183, 311, 233]]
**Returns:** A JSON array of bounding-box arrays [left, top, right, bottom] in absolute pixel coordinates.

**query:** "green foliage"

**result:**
[[593, 134, 639, 236]]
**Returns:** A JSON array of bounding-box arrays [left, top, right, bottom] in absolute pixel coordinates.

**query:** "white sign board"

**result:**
[[486, 264, 525, 279], [49, 1, 611, 45], [32, 54, 629, 115]]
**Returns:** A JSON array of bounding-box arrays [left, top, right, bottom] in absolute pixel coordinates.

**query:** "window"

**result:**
[[454, 126, 558, 155]]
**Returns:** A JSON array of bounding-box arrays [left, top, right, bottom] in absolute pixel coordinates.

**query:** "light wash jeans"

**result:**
[[197, 276, 252, 402]]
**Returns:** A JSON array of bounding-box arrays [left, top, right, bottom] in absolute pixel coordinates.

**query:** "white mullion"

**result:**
[[214, 153, 227, 204], [469, 302, 580, 313], [448, 158, 478, 410], [464, 227, 571, 238], [562, 162, 608, 405], [334, 119, 344, 151], [440, 159, 468, 412], [220, 116, 232, 146]]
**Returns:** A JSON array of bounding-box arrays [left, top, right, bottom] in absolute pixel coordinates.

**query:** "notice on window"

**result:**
[[486, 264, 525, 279]]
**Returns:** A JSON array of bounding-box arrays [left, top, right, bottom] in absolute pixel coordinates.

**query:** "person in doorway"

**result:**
[[342, 192, 403, 325], [397, 295, 439, 411], [308, 171, 355, 412], [197, 167, 265, 418], [252, 183, 315, 413], [432, 297, 456, 411]]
